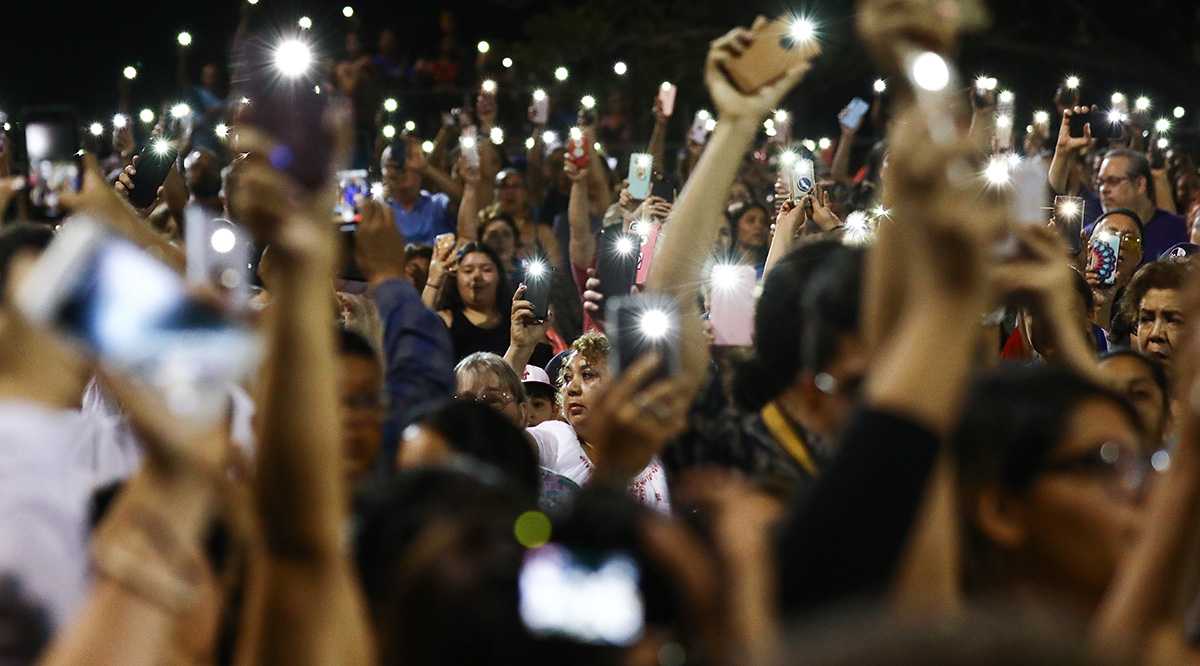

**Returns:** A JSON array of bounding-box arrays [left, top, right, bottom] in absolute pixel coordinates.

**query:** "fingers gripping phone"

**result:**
[[607, 293, 681, 383], [1069, 110, 1124, 141], [1087, 232, 1120, 286], [595, 226, 640, 315], [838, 98, 870, 131], [22, 107, 82, 220], [128, 138, 179, 209], [789, 158, 815, 203], [17, 219, 260, 422], [657, 83, 677, 117], [566, 128, 589, 168], [523, 257, 552, 321], [720, 18, 822, 94]]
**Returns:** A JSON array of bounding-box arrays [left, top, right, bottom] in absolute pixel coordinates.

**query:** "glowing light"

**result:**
[[639, 309, 671, 339], [802, 139, 816, 152], [343, 6, 354, 17], [177, 32, 192, 47], [568, 127, 582, 142], [711, 264, 743, 290], [525, 259, 547, 278], [370, 182, 384, 199], [240, 96, 251, 105], [477, 41, 490, 54], [247, 0, 257, 5], [1007, 153, 1021, 168], [765, 127, 777, 137], [1059, 200, 1079, 217], [421, 140, 434, 153], [460, 135, 477, 150], [1026, 125, 1034, 133], [502, 57, 513, 68], [215, 123, 229, 138], [779, 151, 798, 166], [911, 52, 950, 92], [383, 98, 398, 112], [1135, 96, 1150, 111], [513, 511, 552, 549], [139, 109, 155, 123], [635, 154, 651, 168], [525, 137, 535, 149], [790, 17, 815, 42], [533, 89, 547, 102], [210, 228, 236, 254], [995, 115, 1012, 129], [704, 118, 717, 132], [696, 109, 710, 121], [112, 114, 128, 129], [974, 76, 997, 91], [89, 122, 104, 136], [764, 119, 775, 130], [998, 90, 1014, 104], [274, 39, 313, 78], [1158, 137, 1169, 149], [382, 125, 396, 138], [615, 236, 636, 255], [818, 137, 832, 150], [541, 130, 557, 145], [1108, 109, 1125, 124], [170, 103, 190, 119], [405, 120, 416, 132], [1065, 76, 1080, 89], [613, 62, 627, 75], [490, 127, 504, 144], [843, 211, 872, 246], [1156, 118, 1170, 132], [151, 138, 172, 155], [123, 66, 138, 80], [1111, 92, 1125, 104], [581, 95, 595, 109], [774, 109, 789, 124], [984, 157, 1010, 185], [554, 67, 569, 81], [1033, 110, 1049, 125], [481, 80, 497, 94], [1174, 107, 1185, 119], [297, 16, 312, 29], [873, 79, 887, 93]]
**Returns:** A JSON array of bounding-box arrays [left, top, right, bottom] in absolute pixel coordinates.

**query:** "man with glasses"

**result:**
[[1091, 149, 1187, 263]]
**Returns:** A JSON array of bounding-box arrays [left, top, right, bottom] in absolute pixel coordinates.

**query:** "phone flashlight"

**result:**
[[615, 235, 637, 256], [974, 76, 997, 91], [984, 157, 1010, 186], [88, 123, 104, 137], [1034, 110, 1049, 126], [1135, 97, 1150, 112], [638, 309, 671, 339], [178, 32, 192, 47], [581, 95, 596, 110], [1066, 76, 1080, 89], [909, 52, 951, 92], [790, 17, 815, 43], [170, 103, 191, 119], [555, 67, 569, 81], [383, 98, 398, 112], [873, 79, 887, 93], [481, 80, 497, 94], [274, 39, 313, 78], [112, 114, 128, 129], [614, 62, 628, 75]]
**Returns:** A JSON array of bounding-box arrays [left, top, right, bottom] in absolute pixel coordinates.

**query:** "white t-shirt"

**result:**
[[0, 401, 92, 630], [528, 420, 671, 512]]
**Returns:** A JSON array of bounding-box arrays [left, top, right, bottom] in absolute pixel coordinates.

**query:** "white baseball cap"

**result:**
[[522, 365, 554, 389]]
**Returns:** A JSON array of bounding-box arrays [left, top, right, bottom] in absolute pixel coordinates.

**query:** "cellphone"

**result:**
[[566, 128, 589, 168], [1054, 196, 1084, 255], [903, 51, 962, 146], [460, 126, 480, 168], [523, 258, 552, 321], [235, 35, 333, 192], [1011, 159, 1048, 227], [633, 220, 662, 285], [709, 264, 756, 347], [519, 543, 644, 647], [184, 206, 252, 304], [1069, 110, 1124, 141], [1087, 232, 1121, 286], [127, 139, 180, 209], [995, 100, 1015, 152], [595, 226, 639, 314], [338, 222, 366, 282], [335, 169, 370, 224], [789, 158, 815, 202], [627, 153, 653, 200], [719, 18, 822, 94], [532, 91, 549, 125], [839, 97, 870, 131], [657, 83, 677, 117], [649, 172, 676, 203], [607, 293, 681, 383], [22, 107, 82, 221], [16, 219, 259, 421], [689, 111, 711, 145]]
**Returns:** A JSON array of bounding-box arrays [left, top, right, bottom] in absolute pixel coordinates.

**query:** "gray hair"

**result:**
[[454, 352, 527, 404]]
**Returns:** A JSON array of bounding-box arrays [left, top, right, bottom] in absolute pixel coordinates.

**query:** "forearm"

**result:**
[[528, 137, 548, 203], [830, 129, 857, 184], [457, 185, 479, 242], [1048, 147, 1076, 195], [967, 111, 994, 155], [256, 250, 345, 559], [764, 221, 800, 276], [373, 279, 456, 411], [586, 146, 612, 215], [503, 343, 537, 374], [1152, 170, 1176, 213], [422, 166, 463, 203], [648, 117, 668, 171], [568, 181, 596, 266]]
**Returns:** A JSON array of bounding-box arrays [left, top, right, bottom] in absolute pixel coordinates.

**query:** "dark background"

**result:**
[[2, 0, 1199, 149]]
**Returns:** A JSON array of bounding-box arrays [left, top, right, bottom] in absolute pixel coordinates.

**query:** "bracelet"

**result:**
[[91, 508, 204, 613]]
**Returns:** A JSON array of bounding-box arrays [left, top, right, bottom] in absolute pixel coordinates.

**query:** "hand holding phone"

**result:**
[[595, 227, 639, 314], [1087, 232, 1121, 287], [566, 128, 589, 168], [719, 18, 822, 94], [657, 83, 677, 118], [607, 293, 681, 383], [460, 126, 480, 168], [789, 158, 815, 203], [627, 153, 653, 200], [838, 98, 870, 132], [531, 90, 549, 125], [22, 107, 82, 220]]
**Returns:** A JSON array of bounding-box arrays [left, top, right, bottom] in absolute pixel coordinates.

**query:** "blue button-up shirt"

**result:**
[[387, 191, 454, 246]]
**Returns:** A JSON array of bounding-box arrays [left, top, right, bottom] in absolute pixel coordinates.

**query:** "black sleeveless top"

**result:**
[[447, 309, 555, 367]]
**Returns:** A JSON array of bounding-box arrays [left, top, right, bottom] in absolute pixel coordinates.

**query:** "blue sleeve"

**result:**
[[370, 278, 457, 456], [435, 192, 456, 235]]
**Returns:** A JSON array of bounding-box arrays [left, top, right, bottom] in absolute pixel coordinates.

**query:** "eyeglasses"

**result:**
[[342, 392, 390, 411], [457, 391, 514, 411], [1094, 175, 1131, 189], [1094, 231, 1143, 254], [1041, 441, 1153, 498]]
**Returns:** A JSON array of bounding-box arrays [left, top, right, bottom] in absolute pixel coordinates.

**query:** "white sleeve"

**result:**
[[527, 422, 559, 470]]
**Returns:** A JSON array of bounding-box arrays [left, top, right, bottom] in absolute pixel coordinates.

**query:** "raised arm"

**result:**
[[1049, 106, 1094, 195], [648, 97, 671, 174], [565, 161, 596, 268], [646, 19, 813, 389], [455, 157, 481, 242], [410, 139, 463, 204], [831, 102, 863, 185]]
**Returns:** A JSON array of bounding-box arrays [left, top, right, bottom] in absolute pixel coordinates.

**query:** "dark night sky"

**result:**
[[3, 0, 1199, 147]]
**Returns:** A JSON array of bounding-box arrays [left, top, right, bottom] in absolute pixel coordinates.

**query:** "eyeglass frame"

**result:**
[[1039, 440, 1154, 498]]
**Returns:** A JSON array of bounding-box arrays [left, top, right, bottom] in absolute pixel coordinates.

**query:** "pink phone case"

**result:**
[[709, 264, 756, 347], [658, 84, 677, 117], [634, 221, 662, 285]]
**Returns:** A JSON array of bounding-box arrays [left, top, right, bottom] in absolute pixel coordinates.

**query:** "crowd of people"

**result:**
[[2, 1, 1200, 665]]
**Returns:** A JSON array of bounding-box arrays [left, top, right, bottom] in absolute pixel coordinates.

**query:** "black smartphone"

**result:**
[[595, 226, 639, 314], [22, 106, 82, 221], [523, 258, 552, 321], [235, 35, 333, 192], [1069, 110, 1124, 141], [607, 293, 680, 384], [650, 171, 677, 203], [127, 140, 179, 209], [339, 222, 365, 282]]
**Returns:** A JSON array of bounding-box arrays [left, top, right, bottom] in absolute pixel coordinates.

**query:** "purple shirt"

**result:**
[[1085, 207, 1187, 266]]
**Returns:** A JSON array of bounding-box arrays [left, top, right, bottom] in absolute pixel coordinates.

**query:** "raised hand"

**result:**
[[1057, 106, 1095, 154], [510, 285, 553, 347], [353, 198, 405, 285], [704, 17, 814, 122]]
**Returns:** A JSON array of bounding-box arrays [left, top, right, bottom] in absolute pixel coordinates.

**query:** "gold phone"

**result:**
[[720, 19, 822, 95]]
